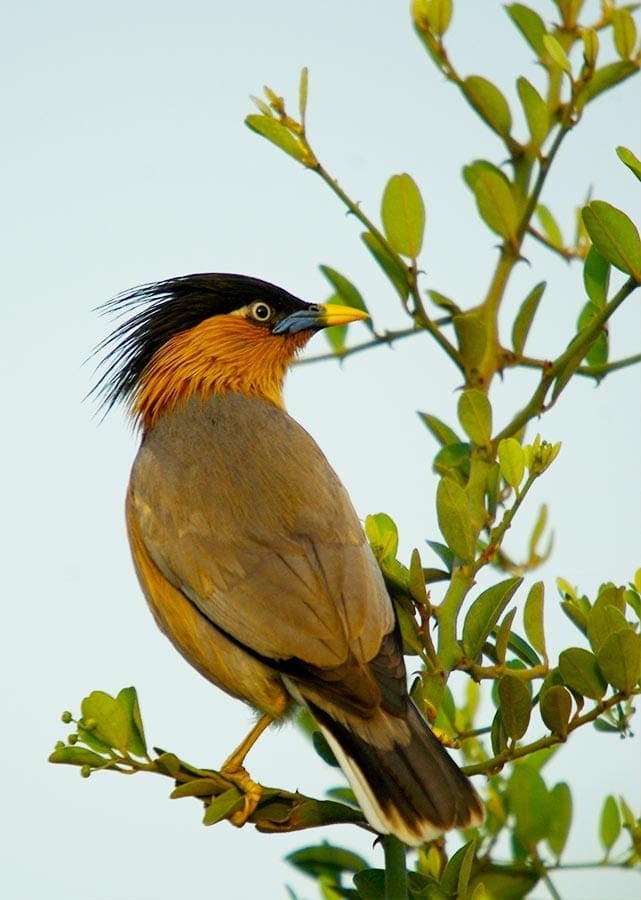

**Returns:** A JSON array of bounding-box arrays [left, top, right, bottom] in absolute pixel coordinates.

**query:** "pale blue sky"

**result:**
[[3, 2, 640, 899]]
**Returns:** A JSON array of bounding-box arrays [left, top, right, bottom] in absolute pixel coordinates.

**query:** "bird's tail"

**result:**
[[308, 700, 484, 846]]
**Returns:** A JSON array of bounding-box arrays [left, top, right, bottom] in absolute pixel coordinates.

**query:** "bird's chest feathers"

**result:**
[[133, 315, 309, 430]]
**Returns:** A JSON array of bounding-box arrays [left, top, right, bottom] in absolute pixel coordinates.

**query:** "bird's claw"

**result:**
[[220, 763, 263, 827]]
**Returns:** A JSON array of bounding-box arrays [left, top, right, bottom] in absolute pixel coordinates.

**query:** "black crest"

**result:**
[[91, 273, 307, 413]]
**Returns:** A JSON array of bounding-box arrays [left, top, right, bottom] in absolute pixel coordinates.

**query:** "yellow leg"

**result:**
[[220, 714, 273, 827]]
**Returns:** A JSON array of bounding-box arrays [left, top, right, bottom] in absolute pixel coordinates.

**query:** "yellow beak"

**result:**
[[320, 303, 369, 327], [272, 302, 368, 335]]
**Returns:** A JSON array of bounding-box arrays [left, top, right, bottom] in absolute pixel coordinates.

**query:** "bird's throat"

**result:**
[[133, 315, 309, 431]]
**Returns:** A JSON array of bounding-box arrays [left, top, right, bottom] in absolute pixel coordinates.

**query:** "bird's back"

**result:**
[[129, 390, 395, 681]]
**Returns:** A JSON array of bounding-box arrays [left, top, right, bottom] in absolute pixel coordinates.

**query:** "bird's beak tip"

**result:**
[[320, 303, 369, 328]]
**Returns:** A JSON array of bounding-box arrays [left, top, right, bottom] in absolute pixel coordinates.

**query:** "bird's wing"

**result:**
[[129, 392, 395, 678]]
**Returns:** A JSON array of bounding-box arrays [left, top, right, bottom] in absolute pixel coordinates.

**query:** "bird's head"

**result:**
[[93, 273, 367, 430]]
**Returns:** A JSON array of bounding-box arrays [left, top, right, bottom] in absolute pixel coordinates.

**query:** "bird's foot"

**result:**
[[219, 762, 263, 827], [430, 725, 460, 749]]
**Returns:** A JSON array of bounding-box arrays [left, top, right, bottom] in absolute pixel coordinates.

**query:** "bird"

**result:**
[[94, 272, 484, 846]]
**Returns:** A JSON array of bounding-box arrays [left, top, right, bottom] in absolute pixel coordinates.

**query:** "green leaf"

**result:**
[[468, 865, 539, 900], [625, 586, 641, 621], [508, 764, 550, 846], [557, 576, 578, 602], [463, 577, 523, 659], [325, 786, 357, 806], [320, 270, 371, 352], [298, 67, 309, 123], [499, 630, 541, 667], [434, 445, 470, 483], [80, 691, 133, 754], [617, 145, 641, 184], [419, 0, 453, 37], [555, 1, 585, 29], [511, 282, 545, 355], [352, 868, 385, 900], [426, 540, 455, 572], [498, 438, 525, 491], [595, 584, 626, 612], [76, 722, 112, 754], [458, 389, 492, 446], [517, 77, 549, 147], [312, 731, 340, 768], [245, 115, 307, 163], [440, 840, 477, 897], [433, 443, 470, 480], [381, 173, 426, 258], [582, 201, 641, 281], [581, 61, 638, 109], [596, 629, 641, 694], [498, 674, 531, 740], [536, 204, 564, 249], [288, 844, 368, 878], [618, 796, 637, 831], [320, 266, 371, 324], [587, 603, 628, 654], [523, 581, 546, 656], [419, 412, 461, 447], [250, 94, 273, 118], [428, 289, 461, 315], [463, 158, 511, 191], [493, 608, 518, 666], [600, 795, 621, 851], [470, 170, 519, 243], [202, 787, 243, 825], [582, 27, 599, 68], [116, 686, 147, 757], [528, 504, 549, 559], [170, 777, 221, 799], [365, 513, 399, 561], [323, 312, 347, 354], [612, 9, 638, 60], [543, 34, 572, 74], [560, 599, 588, 634], [456, 840, 476, 897], [436, 477, 475, 562], [506, 4, 547, 57], [409, 548, 428, 605], [453, 313, 488, 369], [558, 647, 606, 699], [486, 462, 501, 518], [463, 75, 513, 140], [583, 246, 610, 307], [540, 685, 572, 738], [491, 707, 508, 755], [361, 231, 410, 299], [577, 300, 608, 367], [49, 746, 108, 767], [547, 782, 572, 858], [155, 752, 181, 777], [394, 596, 424, 655]]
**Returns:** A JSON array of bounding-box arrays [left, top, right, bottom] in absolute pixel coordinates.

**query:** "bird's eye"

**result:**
[[250, 301, 273, 322]]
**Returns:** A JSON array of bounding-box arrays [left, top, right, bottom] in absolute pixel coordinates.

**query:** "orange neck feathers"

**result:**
[[132, 315, 309, 431]]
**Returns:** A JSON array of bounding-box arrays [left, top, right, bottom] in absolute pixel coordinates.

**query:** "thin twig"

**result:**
[[526, 225, 581, 261]]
